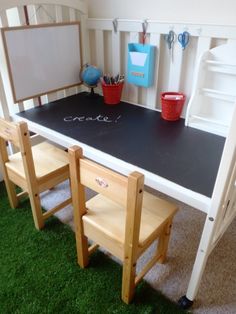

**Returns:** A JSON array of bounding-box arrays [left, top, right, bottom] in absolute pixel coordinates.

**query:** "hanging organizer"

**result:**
[[127, 43, 155, 87]]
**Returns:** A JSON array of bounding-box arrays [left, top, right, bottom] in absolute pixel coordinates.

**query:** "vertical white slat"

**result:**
[[55, 4, 63, 22], [126, 32, 139, 104], [0, 73, 10, 119], [0, 9, 8, 26], [67, 7, 79, 95], [56, 5, 77, 98], [78, 12, 89, 94], [112, 30, 121, 76], [7, 6, 24, 112], [69, 7, 76, 21], [95, 30, 105, 71], [41, 5, 59, 103], [168, 43, 184, 91], [27, 5, 48, 104], [146, 33, 161, 109], [195, 37, 212, 61], [0, 11, 8, 118], [0, 10, 19, 116], [80, 13, 90, 64], [54, 5, 67, 100], [26, 5, 38, 25]]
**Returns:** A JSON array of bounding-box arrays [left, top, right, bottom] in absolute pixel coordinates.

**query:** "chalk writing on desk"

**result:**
[[64, 114, 122, 123]]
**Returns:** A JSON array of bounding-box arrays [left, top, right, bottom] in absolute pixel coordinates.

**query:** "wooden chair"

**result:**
[[69, 145, 178, 304], [0, 118, 71, 230]]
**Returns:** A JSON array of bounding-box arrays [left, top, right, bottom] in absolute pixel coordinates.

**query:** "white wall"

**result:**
[[88, 0, 236, 25]]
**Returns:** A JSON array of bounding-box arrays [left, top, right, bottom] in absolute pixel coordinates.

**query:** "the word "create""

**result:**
[[64, 114, 121, 123]]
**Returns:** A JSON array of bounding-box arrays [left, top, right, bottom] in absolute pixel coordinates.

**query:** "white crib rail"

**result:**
[[87, 18, 236, 113]]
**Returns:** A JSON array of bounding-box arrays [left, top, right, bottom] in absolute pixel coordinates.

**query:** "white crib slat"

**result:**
[[168, 45, 184, 91], [69, 7, 76, 21], [80, 13, 90, 65], [68, 7, 79, 95], [55, 4, 63, 22], [0, 10, 8, 26], [146, 33, 161, 109], [54, 5, 67, 99], [126, 32, 139, 104], [6, 7, 27, 112], [0, 73, 10, 119], [95, 30, 105, 71], [195, 37, 212, 61], [26, 5, 38, 25], [18, 5, 41, 108], [112, 30, 121, 76], [0, 10, 20, 115]]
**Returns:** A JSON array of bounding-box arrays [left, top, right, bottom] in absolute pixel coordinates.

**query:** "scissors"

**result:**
[[178, 31, 190, 50], [164, 30, 176, 62]]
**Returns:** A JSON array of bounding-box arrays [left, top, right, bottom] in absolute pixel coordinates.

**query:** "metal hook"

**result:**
[[142, 19, 148, 34], [141, 19, 148, 44], [112, 18, 118, 33]]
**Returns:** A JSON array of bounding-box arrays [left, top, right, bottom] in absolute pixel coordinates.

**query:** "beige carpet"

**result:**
[[41, 180, 236, 314]]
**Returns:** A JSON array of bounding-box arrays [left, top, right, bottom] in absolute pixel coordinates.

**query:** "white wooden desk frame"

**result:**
[[0, 0, 236, 309]]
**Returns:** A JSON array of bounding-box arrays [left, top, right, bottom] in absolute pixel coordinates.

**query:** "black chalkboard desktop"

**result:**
[[17, 92, 225, 200]]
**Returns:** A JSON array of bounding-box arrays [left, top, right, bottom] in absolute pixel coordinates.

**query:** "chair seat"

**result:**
[[84, 192, 178, 253], [6, 142, 69, 180]]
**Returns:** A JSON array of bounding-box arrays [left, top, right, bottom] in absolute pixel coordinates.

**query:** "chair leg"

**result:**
[[28, 192, 45, 230], [121, 257, 136, 304], [4, 180, 18, 208], [75, 226, 89, 268], [157, 218, 173, 264]]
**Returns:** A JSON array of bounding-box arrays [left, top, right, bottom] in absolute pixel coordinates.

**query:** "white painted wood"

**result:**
[[168, 42, 183, 91], [0, 0, 87, 14], [185, 43, 236, 136], [195, 37, 211, 60], [146, 33, 161, 109], [0, 73, 10, 119], [95, 30, 105, 70], [186, 104, 236, 301], [0, 10, 17, 117], [126, 32, 139, 104], [88, 19, 236, 40], [112, 30, 121, 76]]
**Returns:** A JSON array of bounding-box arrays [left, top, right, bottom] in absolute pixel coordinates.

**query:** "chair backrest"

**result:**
[[0, 118, 23, 148], [0, 118, 37, 188], [69, 145, 145, 246]]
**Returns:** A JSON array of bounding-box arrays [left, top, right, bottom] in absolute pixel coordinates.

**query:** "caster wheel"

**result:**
[[178, 295, 193, 309]]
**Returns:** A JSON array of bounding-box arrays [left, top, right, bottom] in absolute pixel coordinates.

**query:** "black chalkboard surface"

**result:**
[[17, 92, 225, 198]]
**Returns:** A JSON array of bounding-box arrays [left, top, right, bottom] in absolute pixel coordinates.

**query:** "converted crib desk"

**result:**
[[15, 92, 228, 309]]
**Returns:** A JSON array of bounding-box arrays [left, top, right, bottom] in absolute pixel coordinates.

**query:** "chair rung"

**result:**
[[43, 197, 71, 220], [88, 243, 99, 255], [135, 252, 163, 286], [17, 190, 28, 200]]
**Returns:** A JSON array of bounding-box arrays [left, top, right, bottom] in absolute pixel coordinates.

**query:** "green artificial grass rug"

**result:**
[[0, 182, 189, 314]]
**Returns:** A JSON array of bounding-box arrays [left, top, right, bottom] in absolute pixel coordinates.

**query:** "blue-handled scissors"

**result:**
[[178, 31, 190, 50], [164, 30, 176, 61]]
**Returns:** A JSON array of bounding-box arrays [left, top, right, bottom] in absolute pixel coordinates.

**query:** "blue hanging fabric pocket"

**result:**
[[127, 43, 155, 87]]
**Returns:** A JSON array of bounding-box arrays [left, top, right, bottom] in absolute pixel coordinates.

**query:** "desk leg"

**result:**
[[178, 215, 215, 309]]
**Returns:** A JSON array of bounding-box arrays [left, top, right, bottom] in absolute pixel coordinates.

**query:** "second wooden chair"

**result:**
[[69, 145, 178, 303]]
